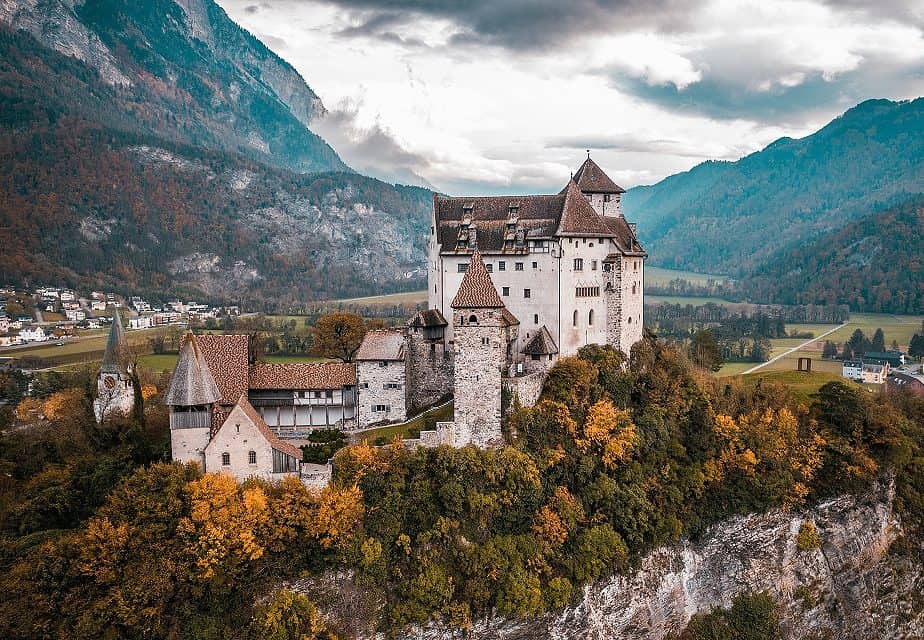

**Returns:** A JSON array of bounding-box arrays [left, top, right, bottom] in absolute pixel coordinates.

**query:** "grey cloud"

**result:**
[[820, 0, 924, 27], [545, 133, 748, 159]]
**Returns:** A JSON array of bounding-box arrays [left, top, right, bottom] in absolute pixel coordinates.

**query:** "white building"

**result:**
[[355, 329, 407, 425], [19, 326, 47, 342], [428, 157, 646, 360], [842, 359, 863, 381]]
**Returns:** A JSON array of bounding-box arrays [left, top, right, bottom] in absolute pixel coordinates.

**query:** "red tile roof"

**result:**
[[451, 251, 506, 308], [355, 329, 406, 361], [572, 157, 625, 194], [556, 179, 614, 237], [196, 334, 250, 407], [248, 362, 357, 389]]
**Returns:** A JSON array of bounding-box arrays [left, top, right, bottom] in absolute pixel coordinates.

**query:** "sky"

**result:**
[[218, 0, 924, 195]]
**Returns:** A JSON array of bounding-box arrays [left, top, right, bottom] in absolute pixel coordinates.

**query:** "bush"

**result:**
[[795, 522, 822, 551]]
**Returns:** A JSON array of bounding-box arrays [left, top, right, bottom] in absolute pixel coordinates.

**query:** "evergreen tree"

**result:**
[[847, 328, 870, 356], [871, 328, 886, 352], [910, 334, 924, 358], [821, 340, 838, 359], [689, 330, 724, 371]]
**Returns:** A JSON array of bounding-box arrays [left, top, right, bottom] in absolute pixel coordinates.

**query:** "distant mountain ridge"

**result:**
[[0, 0, 345, 173], [623, 98, 924, 276]]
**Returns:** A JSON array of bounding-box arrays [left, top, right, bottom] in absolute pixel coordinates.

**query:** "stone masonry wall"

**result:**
[[204, 412, 298, 482], [451, 309, 507, 448], [503, 371, 546, 410], [406, 335, 454, 413], [604, 256, 623, 351], [356, 360, 407, 427]]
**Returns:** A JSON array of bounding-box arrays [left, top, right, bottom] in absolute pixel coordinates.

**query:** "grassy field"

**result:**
[[646, 266, 733, 286], [137, 353, 179, 372], [731, 370, 846, 404], [351, 402, 454, 444], [324, 290, 427, 306]]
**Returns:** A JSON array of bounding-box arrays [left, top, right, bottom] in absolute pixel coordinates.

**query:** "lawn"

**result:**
[[137, 353, 179, 372], [646, 266, 733, 286], [647, 294, 747, 308], [323, 290, 427, 306], [352, 402, 454, 444], [3, 327, 159, 368], [734, 370, 846, 404]]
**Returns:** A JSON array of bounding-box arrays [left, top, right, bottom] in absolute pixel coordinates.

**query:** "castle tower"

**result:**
[[572, 154, 626, 218], [93, 310, 135, 422], [164, 333, 221, 467], [449, 251, 518, 448]]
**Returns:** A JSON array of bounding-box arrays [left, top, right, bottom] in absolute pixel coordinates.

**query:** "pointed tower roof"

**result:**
[[164, 333, 222, 406], [451, 251, 505, 308], [100, 311, 127, 374], [572, 157, 625, 194], [556, 179, 614, 237], [522, 326, 559, 355]]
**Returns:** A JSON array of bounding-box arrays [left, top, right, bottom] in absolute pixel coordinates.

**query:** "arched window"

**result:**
[[628, 316, 632, 324], [632, 283, 637, 294], [588, 309, 594, 325], [221, 452, 230, 466], [248, 450, 257, 465], [469, 314, 478, 324], [573, 310, 578, 327]]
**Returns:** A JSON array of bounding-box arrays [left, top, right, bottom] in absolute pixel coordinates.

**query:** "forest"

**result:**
[[0, 332, 921, 639]]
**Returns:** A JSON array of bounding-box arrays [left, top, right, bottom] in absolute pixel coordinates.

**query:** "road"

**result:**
[[740, 323, 848, 375]]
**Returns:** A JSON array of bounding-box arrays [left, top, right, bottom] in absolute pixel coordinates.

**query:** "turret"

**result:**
[[94, 310, 135, 422], [165, 333, 221, 466], [449, 251, 518, 447], [572, 154, 626, 217]]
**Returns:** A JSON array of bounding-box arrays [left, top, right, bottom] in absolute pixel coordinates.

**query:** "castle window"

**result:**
[[589, 243, 594, 248], [574, 258, 583, 271], [222, 452, 230, 466], [532, 354, 540, 361], [384, 383, 402, 389], [532, 261, 538, 269], [604, 194, 612, 202], [534, 314, 538, 324], [589, 309, 594, 325], [591, 260, 598, 271], [634, 261, 639, 271], [524, 289, 531, 299], [379, 361, 388, 368], [515, 262, 524, 271], [458, 263, 468, 273], [502, 286, 509, 296], [632, 283, 637, 294], [485, 263, 493, 272], [372, 404, 391, 413], [498, 261, 506, 271], [482, 337, 489, 345], [469, 314, 478, 324], [628, 317, 633, 324], [249, 450, 257, 465], [576, 287, 601, 297], [326, 390, 334, 398], [573, 310, 578, 327]]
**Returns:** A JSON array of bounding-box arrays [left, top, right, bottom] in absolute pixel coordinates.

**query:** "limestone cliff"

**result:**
[[301, 479, 923, 639]]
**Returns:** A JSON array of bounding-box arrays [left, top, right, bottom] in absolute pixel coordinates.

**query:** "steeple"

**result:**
[[100, 310, 127, 374], [451, 251, 505, 309], [165, 333, 221, 407]]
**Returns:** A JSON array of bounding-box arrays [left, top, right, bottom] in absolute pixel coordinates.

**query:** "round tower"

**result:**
[[164, 333, 221, 468]]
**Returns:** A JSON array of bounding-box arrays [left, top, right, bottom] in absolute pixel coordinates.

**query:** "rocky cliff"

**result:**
[[301, 479, 923, 639]]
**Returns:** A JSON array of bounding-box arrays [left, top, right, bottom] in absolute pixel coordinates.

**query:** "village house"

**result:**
[[888, 369, 924, 397], [355, 329, 408, 425], [19, 326, 47, 343]]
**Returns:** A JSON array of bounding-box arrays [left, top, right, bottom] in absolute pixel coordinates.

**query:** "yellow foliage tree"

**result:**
[[310, 484, 365, 550], [15, 397, 43, 422], [576, 400, 639, 469]]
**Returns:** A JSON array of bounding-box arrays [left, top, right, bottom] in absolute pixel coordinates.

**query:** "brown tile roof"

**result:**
[[248, 362, 357, 390], [164, 333, 222, 406], [602, 216, 646, 255], [500, 307, 520, 327], [196, 334, 251, 408], [451, 251, 506, 309], [407, 308, 448, 328], [522, 325, 559, 355], [355, 329, 406, 361], [556, 179, 614, 237], [573, 157, 625, 194], [228, 395, 303, 460]]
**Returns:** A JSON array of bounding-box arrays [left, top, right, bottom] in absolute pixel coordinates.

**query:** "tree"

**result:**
[[249, 590, 336, 640], [847, 328, 870, 355], [909, 334, 924, 358], [871, 328, 886, 352], [312, 313, 367, 362], [821, 340, 838, 359], [689, 330, 723, 371]]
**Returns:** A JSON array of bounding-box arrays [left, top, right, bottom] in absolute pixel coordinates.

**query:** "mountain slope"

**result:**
[[742, 198, 923, 314], [0, 0, 346, 173], [623, 98, 924, 276]]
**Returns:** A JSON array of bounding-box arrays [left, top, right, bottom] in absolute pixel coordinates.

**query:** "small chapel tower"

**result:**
[[164, 333, 221, 468], [448, 251, 518, 448], [94, 311, 135, 422]]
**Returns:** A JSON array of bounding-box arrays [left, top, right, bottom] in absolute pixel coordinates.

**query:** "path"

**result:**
[[740, 323, 848, 375]]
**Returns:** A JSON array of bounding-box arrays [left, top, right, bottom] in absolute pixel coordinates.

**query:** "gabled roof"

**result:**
[[222, 395, 303, 460], [556, 179, 614, 237], [408, 308, 448, 329], [356, 329, 406, 361], [522, 326, 559, 355], [451, 251, 505, 309], [572, 157, 625, 194], [100, 311, 127, 374], [195, 334, 251, 406], [248, 362, 357, 389], [164, 333, 221, 406], [500, 307, 520, 327]]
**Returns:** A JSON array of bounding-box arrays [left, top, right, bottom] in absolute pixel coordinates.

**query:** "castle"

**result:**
[[156, 157, 646, 482]]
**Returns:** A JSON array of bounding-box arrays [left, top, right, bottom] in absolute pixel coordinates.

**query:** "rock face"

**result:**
[[308, 480, 924, 639]]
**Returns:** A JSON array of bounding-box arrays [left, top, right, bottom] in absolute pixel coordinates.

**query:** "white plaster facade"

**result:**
[[356, 360, 407, 425], [204, 402, 300, 482]]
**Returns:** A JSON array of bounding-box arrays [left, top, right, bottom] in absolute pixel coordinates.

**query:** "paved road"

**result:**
[[740, 323, 848, 375]]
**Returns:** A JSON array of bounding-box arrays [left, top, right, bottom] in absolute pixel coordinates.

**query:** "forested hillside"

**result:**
[[623, 98, 924, 276], [743, 198, 924, 313]]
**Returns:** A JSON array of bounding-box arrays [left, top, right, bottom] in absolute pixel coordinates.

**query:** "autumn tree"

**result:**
[[689, 329, 723, 371], [576, 399, 639, 469], [312, 313, 367, 362], [249, 590, 336, 640]]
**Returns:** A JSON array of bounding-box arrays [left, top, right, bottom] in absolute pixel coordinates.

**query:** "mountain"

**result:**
[[623, 98, 924, 276], [742, 197, 923, 314], [0, 1, 438, 303], [0, 0, 345, 173]]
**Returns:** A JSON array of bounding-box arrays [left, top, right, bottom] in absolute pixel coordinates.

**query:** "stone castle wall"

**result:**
[[503, 371, 546, 410], [405, 335, 454, 413], [356, 360, 407, 427], [451, 309, 508, 448], [604, 256, 624, 351], [620, 255, 644, 351]]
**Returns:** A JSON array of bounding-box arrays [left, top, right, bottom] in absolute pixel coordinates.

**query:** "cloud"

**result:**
[[311, 97, 438, 188], [545, 133, 749, 160]]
